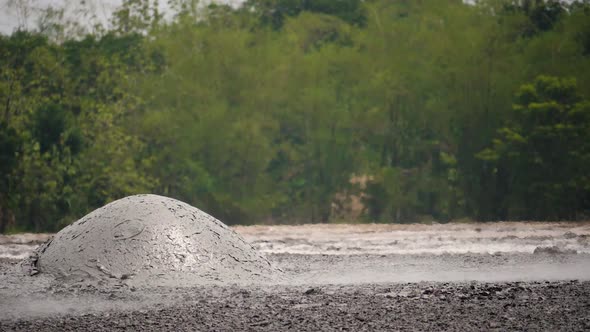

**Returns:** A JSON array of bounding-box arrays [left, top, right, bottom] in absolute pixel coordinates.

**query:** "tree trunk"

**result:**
[[0, 205, 5, 234]]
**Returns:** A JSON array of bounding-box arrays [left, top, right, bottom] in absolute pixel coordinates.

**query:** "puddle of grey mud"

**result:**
[[2, 253, 590, 331]]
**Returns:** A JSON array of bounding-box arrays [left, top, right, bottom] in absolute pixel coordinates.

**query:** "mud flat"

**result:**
[[2, 218, 590, 330], [1, 255, 590, 331]]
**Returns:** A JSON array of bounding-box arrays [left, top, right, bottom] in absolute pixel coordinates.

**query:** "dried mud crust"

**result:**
[[2, 281, 590, 331]]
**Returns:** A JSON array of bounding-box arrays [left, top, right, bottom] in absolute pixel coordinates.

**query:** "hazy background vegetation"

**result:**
[[1, 0, 589, 232]]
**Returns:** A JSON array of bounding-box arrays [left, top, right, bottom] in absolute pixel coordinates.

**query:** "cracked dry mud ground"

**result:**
[[2, 254, 590, 331]]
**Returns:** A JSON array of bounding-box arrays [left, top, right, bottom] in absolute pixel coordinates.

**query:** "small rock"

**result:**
[[563, 231, 578, 239], [305, 288, 319, 295], [533, 246, 576, 255], [489, 321, 501, 328]]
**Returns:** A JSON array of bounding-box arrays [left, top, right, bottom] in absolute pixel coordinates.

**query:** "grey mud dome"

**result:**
[[26, 194, 279, 286]]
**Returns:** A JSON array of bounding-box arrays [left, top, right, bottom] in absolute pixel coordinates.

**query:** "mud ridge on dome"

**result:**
[[25, 194, 281, 286]]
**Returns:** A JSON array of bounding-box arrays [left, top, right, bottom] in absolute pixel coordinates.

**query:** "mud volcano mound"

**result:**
[[30, 194, 279, 285]]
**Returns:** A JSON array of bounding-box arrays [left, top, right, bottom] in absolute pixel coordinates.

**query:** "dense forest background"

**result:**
[[1, 0, 590, 232]]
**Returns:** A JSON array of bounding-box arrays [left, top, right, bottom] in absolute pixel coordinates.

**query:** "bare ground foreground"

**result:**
[[1, 222, 590, 331]]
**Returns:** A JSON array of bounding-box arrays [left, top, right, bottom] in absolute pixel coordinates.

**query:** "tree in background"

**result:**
[[0, 29, 157, 232], [243, 0, 366, 29], [478, 76, 590, 220], [1, 0, 590, 232]]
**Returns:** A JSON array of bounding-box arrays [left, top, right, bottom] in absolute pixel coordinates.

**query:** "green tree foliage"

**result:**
[[478, 76, 590, 219], [1, 0, 589, 232], [0, 29, 156, 232], [243, 0, 366, 29]]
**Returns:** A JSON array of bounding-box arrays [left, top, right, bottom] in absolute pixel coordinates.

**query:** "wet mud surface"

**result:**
[[2, 253, 590, 331], [1, 277, 590, 331], [2, 222, 590, 330], [28, 195, 279, 286], [236, 222, 590, 256]]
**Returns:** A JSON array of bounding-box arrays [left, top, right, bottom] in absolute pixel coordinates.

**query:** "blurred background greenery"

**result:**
[[1, 0, 589, 232]]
